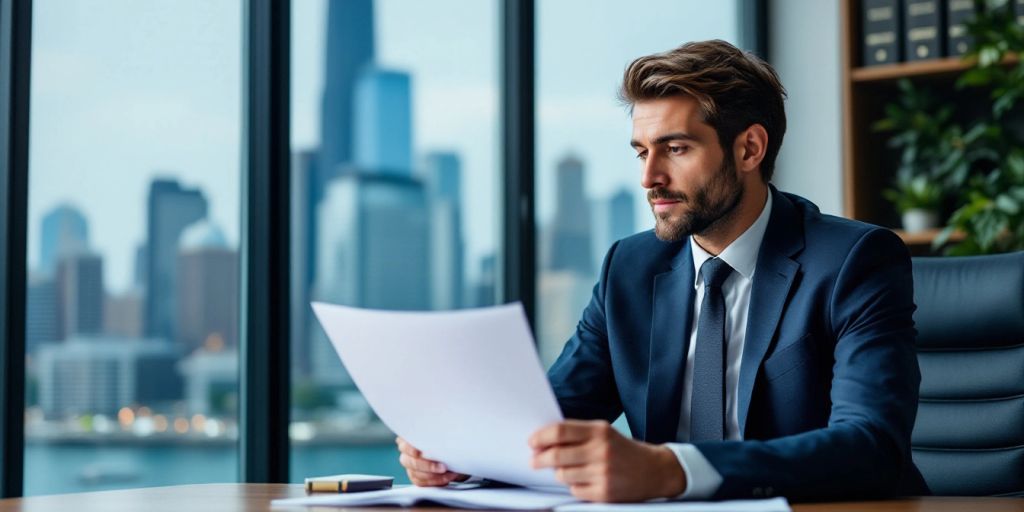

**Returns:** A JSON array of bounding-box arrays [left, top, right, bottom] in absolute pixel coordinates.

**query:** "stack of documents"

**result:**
[[270, 485, 792, 511]]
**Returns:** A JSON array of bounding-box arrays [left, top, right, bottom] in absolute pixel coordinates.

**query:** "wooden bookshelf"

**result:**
[[850, 56, 971, 83], [850, 54, 1018, 83], [895, 228, 966, 246], [840, 0, 985, 251]]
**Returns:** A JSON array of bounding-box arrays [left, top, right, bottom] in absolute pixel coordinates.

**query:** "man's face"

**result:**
[[630, 96, 744, 242]]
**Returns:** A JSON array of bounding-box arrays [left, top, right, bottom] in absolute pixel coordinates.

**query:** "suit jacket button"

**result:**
[[765, 487, 774, 497], [753, 488, 764, 497]]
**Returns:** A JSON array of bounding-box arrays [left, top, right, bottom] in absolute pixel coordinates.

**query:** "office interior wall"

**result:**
[[768, 0, 844, 216]]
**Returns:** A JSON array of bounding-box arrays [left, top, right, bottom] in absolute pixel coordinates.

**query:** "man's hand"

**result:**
[[530, 420, 687, 502], [396, 437, 468, 487]]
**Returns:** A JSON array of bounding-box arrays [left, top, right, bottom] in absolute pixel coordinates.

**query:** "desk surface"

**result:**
[[0, 484, 1021, 512]]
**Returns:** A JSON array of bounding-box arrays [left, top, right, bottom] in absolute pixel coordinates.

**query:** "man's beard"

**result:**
[[648, 155, 744, 243]]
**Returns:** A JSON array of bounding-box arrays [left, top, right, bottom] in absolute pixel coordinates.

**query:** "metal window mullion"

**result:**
[[240, 0, 290, 483], [501, 0, 536, 329], [0, 0, 30, 499], [740, 0, 769, 59]]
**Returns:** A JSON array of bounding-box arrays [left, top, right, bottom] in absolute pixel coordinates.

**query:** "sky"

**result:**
[[28, 0, 739, 295]]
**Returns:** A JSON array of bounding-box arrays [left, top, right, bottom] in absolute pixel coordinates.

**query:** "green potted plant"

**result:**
[[883, 173, 944, 233], [873, 79, 961, 232], [932, 1, 1024, 254]]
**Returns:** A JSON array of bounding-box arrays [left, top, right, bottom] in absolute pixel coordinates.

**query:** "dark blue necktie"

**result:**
[[690, 257, 733, 442]]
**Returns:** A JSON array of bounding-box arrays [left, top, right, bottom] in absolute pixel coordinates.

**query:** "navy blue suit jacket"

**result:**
[[547, 187, 929, 500]]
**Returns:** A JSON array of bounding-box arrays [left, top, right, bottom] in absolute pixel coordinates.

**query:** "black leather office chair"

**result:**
[[910, 251, 1024, 496]]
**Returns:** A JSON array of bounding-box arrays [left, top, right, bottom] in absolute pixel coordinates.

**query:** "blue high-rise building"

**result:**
[[354, 67, 412, 175], [144, 179, 208, 342], [549, 154, 593, 276], [39, 204, 89, 276], [313, 171, 431, 386], [318, 0, 375, 182], [608, 188, 636, 243], [424, 152, 464, 309]]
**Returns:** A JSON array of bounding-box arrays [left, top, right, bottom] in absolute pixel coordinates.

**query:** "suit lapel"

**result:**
[[737, 188, 804, 434], [643, 242, 694, 444]]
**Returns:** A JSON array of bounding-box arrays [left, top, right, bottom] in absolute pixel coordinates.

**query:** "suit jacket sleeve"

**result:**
[[546, 241, 624, 423], [694, 228, 922, 501]]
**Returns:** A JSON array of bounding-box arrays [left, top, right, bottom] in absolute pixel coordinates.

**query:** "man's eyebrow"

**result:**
[[630, 132, 699, 149]]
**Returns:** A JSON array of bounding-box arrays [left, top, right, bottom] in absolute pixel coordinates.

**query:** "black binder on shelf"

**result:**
[[904, 0, 944, 61], [947, 0, 977, 56], [863, 0, 902, 65]]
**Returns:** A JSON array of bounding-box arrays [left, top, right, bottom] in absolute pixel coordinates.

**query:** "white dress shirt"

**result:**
[[664, 191, 772, 499]]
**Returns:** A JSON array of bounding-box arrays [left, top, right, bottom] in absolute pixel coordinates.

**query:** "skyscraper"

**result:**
[[318, 0, 375, 183], [39, 204, 89, 276], [354, 67, 413, 175], [424, 152, 464, 309], [297, 0, 376, 381], [608, 188, 636, 243], [144, 179, 208, 342], [291, 149, 318, 379], [26, 273, 59, 354], [176, 220, 238, 353], [56, 252, 104, 339], [549, 154, 593, 276], [316, 173, 431, 310], [313, 171, 431, 385]]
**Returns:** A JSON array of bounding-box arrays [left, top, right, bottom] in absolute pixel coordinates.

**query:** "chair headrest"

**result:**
[[912, 251, 1024, 350]]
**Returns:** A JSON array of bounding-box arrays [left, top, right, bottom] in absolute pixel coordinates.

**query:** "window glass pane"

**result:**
[[289, 0, 500, 481], [535, 1, 740, 368], [24, 0, 242, 495]]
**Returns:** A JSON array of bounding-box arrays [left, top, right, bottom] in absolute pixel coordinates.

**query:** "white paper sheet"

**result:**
[[271, 486, 791, 512], [272, 485, 578, 510], [555, 497, 791, 512], [310, 302, 565, 488]]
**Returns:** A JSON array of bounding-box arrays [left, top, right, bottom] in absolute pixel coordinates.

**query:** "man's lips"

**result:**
[[651, 199, 682, 212]]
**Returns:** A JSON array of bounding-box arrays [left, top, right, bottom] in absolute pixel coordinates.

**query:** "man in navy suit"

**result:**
[[398, 40, 927, 502]]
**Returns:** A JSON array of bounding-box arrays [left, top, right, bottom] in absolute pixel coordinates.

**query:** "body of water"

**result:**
[[24, 443, 407, 496]]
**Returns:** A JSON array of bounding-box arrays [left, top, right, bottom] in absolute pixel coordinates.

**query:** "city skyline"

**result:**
[[29, 0, 734, 296]]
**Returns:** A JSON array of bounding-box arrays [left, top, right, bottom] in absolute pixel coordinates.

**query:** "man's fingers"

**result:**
[[532, 444, 590, 469], [529, 421, 596, 450], [399, 453, 448, 474], [395, 437, 422, 458], [408, 469, 455, 487], [554, 465, 592, 485]]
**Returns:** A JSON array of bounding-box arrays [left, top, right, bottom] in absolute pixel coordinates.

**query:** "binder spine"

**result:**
[[863, 0, 902, 65], [947, 0, 977, 56], [904, 0, 945, 61]]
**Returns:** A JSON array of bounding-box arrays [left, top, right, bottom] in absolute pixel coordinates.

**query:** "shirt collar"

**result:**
[[690, 191, 773, 288]]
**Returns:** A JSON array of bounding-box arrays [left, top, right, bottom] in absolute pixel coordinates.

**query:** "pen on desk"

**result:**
[[305, 475, 394, 493]]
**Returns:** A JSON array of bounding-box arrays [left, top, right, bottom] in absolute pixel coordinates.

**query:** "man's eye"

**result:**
[[635, 152, 648, 160], [668, 145, 689, 154]]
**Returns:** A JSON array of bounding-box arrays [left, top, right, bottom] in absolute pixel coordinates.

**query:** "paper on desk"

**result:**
[[271, 485, 791, 512], [555, 497, 791, 512], [272, 485, 578, 510], [310, 302, 564, 488]]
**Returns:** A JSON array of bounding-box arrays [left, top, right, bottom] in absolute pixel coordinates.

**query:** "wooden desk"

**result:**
[[0, 484, 1020, 512]]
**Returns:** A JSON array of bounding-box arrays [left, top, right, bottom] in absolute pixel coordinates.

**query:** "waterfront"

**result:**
[[25, 442, 407, 496]]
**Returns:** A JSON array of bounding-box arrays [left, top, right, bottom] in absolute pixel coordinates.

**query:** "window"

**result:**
[[24, 0, 242, 495], [534, 0, 742, 367], [289, 0, 500, 481]]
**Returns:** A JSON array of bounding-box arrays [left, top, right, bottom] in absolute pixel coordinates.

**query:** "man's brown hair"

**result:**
[[619, 39, 787, 182]]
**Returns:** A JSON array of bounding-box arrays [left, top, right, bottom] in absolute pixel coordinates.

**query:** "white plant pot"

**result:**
[[901, 208, 939, 234]]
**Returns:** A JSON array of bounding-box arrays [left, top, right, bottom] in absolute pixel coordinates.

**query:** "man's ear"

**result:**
[[733, 124, 768, 175]]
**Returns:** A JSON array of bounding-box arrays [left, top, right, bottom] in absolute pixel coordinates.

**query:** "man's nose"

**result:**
[[640, 156, 666, 190]]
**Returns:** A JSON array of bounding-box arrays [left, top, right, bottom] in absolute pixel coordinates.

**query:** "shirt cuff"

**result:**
[[664, 443, 723, 500]]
